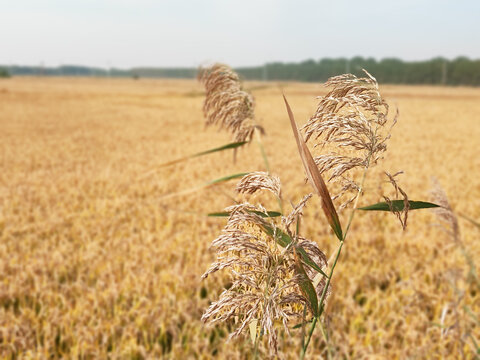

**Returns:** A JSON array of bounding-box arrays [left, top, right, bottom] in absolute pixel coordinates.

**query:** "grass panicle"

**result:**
[[236, 171, 281, 198], [198, 63, 264, 143], [302, 70, 398, 209], [201, 194, 328, 354]]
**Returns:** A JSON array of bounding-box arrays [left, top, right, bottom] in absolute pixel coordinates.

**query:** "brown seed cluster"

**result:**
[[236, 171, 281, 198], [202, 177, 327, 354], [198, 64, 264, 142], [302, 70, 398, 208]]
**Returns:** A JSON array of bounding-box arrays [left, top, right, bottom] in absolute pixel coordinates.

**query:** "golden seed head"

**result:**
[[202, 200, 327, 354], [198, 63, 264, 143], [302, 70, 398, 209]]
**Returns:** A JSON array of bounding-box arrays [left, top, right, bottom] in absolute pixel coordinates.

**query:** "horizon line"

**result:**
[[2, 55, 480, 71]]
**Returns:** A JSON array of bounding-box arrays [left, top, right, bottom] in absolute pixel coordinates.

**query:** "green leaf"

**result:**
[[206, 172, 249, 185], [293, 319, 313, 329], [358, 200, 440, 211], [259, 224, 328, 278], [194, 141, 247, 157], [208, 210, 281, 218], [139, 142, 247, 178], [293, 249, 319, 316], [158, 172, 249, 200]]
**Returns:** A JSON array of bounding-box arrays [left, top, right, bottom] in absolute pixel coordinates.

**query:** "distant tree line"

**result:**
[[2, 57, 480, 85], [0, 67, 10, 78], [237, 57, 480, 86], [1, 65, 196, 79]]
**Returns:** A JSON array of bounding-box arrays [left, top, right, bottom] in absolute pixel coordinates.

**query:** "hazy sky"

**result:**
[[1, 0, 479, 68]]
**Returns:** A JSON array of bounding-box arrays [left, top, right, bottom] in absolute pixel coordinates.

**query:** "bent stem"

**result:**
[[300, 157, 372, 359]]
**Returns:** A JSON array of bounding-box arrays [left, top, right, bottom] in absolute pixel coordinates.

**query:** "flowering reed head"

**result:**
[[302, 70, 398, 209], [236, 171, 281, 198], [198, 64, 264, 142], [202, 175, 328, 354]]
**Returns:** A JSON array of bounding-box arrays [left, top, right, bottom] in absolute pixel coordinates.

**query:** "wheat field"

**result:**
[[0, 77, 479, 359]]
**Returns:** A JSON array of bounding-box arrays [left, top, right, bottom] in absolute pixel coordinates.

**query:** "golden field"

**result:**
[[0, 77, 479, 359]]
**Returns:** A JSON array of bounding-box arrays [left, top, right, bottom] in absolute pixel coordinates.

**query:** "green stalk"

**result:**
[[320, 321, 333, 360], [255, 130, 270, 174], [300, 305, 307, 349], [255, 130, 284, 214], [300, 155, 372, 359], [300, 316, 317, 359], [253, 332, 261, 359]]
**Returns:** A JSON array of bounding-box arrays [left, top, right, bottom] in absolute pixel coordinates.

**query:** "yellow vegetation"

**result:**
[[0, 77, 479, 358]]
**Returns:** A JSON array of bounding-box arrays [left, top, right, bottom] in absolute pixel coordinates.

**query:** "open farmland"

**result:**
[[0, 77, 479, 358]]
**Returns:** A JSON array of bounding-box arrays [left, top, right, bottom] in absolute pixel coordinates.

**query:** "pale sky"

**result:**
[[1, 0, 479, 68]]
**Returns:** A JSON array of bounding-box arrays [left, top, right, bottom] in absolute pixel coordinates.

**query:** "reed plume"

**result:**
[[236, 171, 281, 197], [202, 175, 328, 354], [302, 70, 398, 209], [198, 64, 264, 142]]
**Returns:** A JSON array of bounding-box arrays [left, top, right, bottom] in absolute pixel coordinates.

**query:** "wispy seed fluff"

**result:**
[[302, 70, 398, 209], [236, 171, 281, 198], [198, 64, 264, 142], [430, 177, 460, 243], [202, 175, 327, 354]]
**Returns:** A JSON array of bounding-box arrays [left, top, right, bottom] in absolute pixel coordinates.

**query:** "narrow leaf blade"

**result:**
[[206, 172, 250, 185], [293, 319, 313, 329], [194, 141, 247, 157], [208, 210, 282, 218], [259, 223, 328, 278], [295, 246, 329, 278], [283, 95, 343, 240], [158, 172, 249, 200], [140, 142, 247, 179], [358, 200, 440, 211], [293, 248, 319, 316]]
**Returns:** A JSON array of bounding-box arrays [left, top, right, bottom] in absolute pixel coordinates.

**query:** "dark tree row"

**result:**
[[0, 67, 10, 78], [237, 57, 480, 86], [2, 57, 480, 85]]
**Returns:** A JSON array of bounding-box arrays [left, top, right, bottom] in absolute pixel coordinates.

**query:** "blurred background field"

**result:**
[[0, 77, 479, 358]]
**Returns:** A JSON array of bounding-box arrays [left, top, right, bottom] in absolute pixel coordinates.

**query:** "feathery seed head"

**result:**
[[202, 200, 328, 354], [302, 70, 398, 208], [236, 172, 281, 198], [198, 63, 263, 143], [282, 194, 313, 235]]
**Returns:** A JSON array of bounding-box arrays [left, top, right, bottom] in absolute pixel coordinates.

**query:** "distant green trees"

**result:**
[[0, 68, 10, 78], [236, 57, 480, 86], [2, 57, 480, 85]]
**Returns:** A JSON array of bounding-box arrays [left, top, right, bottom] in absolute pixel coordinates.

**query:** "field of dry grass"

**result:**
[[0, 76, 479, 359]]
